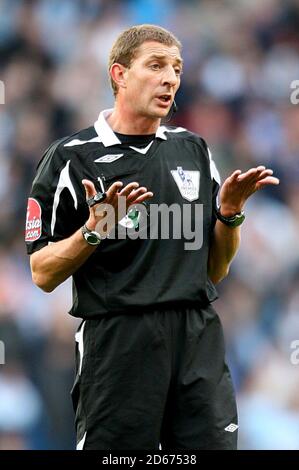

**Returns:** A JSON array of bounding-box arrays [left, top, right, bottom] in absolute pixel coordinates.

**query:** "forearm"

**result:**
[[207, 164, 279, 284], [208, 220, 241, 284], [30, 228, 97, 292]]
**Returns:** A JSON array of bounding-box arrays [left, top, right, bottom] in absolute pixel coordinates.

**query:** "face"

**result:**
[[120, 41, 183, 119]]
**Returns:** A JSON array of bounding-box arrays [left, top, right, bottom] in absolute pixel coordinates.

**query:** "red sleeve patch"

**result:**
[[25, 198, 42, 242]]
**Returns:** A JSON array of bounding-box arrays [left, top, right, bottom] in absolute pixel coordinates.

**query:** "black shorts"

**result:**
[[71, 304, 238, 450]]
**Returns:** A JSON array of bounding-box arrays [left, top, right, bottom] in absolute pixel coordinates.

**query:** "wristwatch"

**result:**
[[81, 224, 102, 245], [216, 208, 245, 227]]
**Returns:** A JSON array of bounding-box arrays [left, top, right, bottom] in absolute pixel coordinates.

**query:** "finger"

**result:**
[[82, 179, 97, 199], [239, 169, 273, 187], [256, 165, 266, 172], [255, 169, 273, 181], [131, 191, 154, 205], [236, 168, 261, 182], [106, 181, 123, 200], [237, 166, 268, 183], [118, 182, 140, 197], [256, 176, 280, 189], [229, 170, 242, 181], [127, 187, 148, 201]]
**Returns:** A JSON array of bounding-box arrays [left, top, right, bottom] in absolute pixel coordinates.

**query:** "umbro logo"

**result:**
[[94, 154, 124, 163], [224, 423, 238, 433]]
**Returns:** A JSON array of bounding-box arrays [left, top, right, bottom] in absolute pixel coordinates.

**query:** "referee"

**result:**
[[25, 24, 279, 450]]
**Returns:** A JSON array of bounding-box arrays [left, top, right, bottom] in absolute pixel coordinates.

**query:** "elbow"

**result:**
[[219, 265, 230, 283], [209, 266, 230, 285], [30, 255, 56, 292], [31, 271, 55, 292]]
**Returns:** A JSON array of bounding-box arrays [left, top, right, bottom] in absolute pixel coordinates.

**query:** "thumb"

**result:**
[[82, 179, 97, 200]]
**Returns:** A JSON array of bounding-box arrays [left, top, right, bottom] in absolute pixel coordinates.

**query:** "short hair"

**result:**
[[108, 24, 182, 97]]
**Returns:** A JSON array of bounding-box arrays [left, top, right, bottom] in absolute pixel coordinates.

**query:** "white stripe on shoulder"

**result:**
[[76, 431, 87, 450], [156, 125, 186, 139], [64, 136, 103, 147], [207, 147, 221, 184], [167, 126, 187, 133], [51, 160, 78, 236]]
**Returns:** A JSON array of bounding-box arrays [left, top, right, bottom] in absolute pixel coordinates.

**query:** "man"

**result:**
[[25, 24, 279, 450]]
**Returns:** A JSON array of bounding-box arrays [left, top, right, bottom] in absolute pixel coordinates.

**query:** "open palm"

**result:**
[[219, 165, 280, 216]]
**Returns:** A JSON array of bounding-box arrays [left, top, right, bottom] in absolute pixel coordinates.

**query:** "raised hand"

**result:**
[[82, 179, 153, 236], [219, 165, 279, 217]]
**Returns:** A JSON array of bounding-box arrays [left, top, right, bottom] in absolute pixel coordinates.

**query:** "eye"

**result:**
[[150, 63, 160, 70], [175, 68, 183, 76]]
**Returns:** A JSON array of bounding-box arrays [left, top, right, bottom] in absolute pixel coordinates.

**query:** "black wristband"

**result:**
[[216, 208, 245, 227]]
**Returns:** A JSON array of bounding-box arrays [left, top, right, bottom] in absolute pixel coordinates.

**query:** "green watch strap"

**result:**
[[216, 208, 245, 227]]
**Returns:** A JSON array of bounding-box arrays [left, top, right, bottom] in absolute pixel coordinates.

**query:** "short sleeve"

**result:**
[[211, 178, 220, 230], [25, 141, 85, 254], [200, 140, 221, 231]]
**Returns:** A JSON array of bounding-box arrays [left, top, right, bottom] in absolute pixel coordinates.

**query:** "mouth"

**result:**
[[156, 94, 172, 107]]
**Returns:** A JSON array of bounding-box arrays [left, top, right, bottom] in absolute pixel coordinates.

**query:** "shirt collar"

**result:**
[[94, 108, 168, 147]]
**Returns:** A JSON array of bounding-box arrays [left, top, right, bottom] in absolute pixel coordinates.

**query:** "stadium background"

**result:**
[[0, 0, 299, 450]]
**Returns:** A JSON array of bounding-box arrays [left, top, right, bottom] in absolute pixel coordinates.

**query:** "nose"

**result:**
[[162, 66, 178, 87]]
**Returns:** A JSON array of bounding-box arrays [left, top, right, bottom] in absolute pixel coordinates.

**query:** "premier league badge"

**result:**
[[171, 166, 200, 201]]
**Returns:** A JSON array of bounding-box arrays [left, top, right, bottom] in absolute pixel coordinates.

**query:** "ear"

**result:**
[[110, 63, 128, 91]]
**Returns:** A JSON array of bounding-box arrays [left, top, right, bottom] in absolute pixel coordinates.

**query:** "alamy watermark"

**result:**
[[290, 80, 299, 104], [94, 197, 204, 251], [0, 340, 5, 364], [290, 340, 299, 365], [0, 80, 4, 104]]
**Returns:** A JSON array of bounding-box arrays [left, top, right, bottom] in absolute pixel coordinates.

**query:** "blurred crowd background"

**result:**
[[0, 0, 299, 450]]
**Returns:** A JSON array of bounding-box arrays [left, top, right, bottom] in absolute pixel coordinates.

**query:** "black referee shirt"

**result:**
[[25, 109, 221, 318]]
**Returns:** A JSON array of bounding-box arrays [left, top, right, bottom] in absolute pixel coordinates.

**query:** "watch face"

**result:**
[[82, 225, 101, 245], [86, 233, 100, 245]]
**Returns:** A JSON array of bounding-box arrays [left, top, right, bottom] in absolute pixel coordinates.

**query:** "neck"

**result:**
[[107, 101, 161, 135]]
